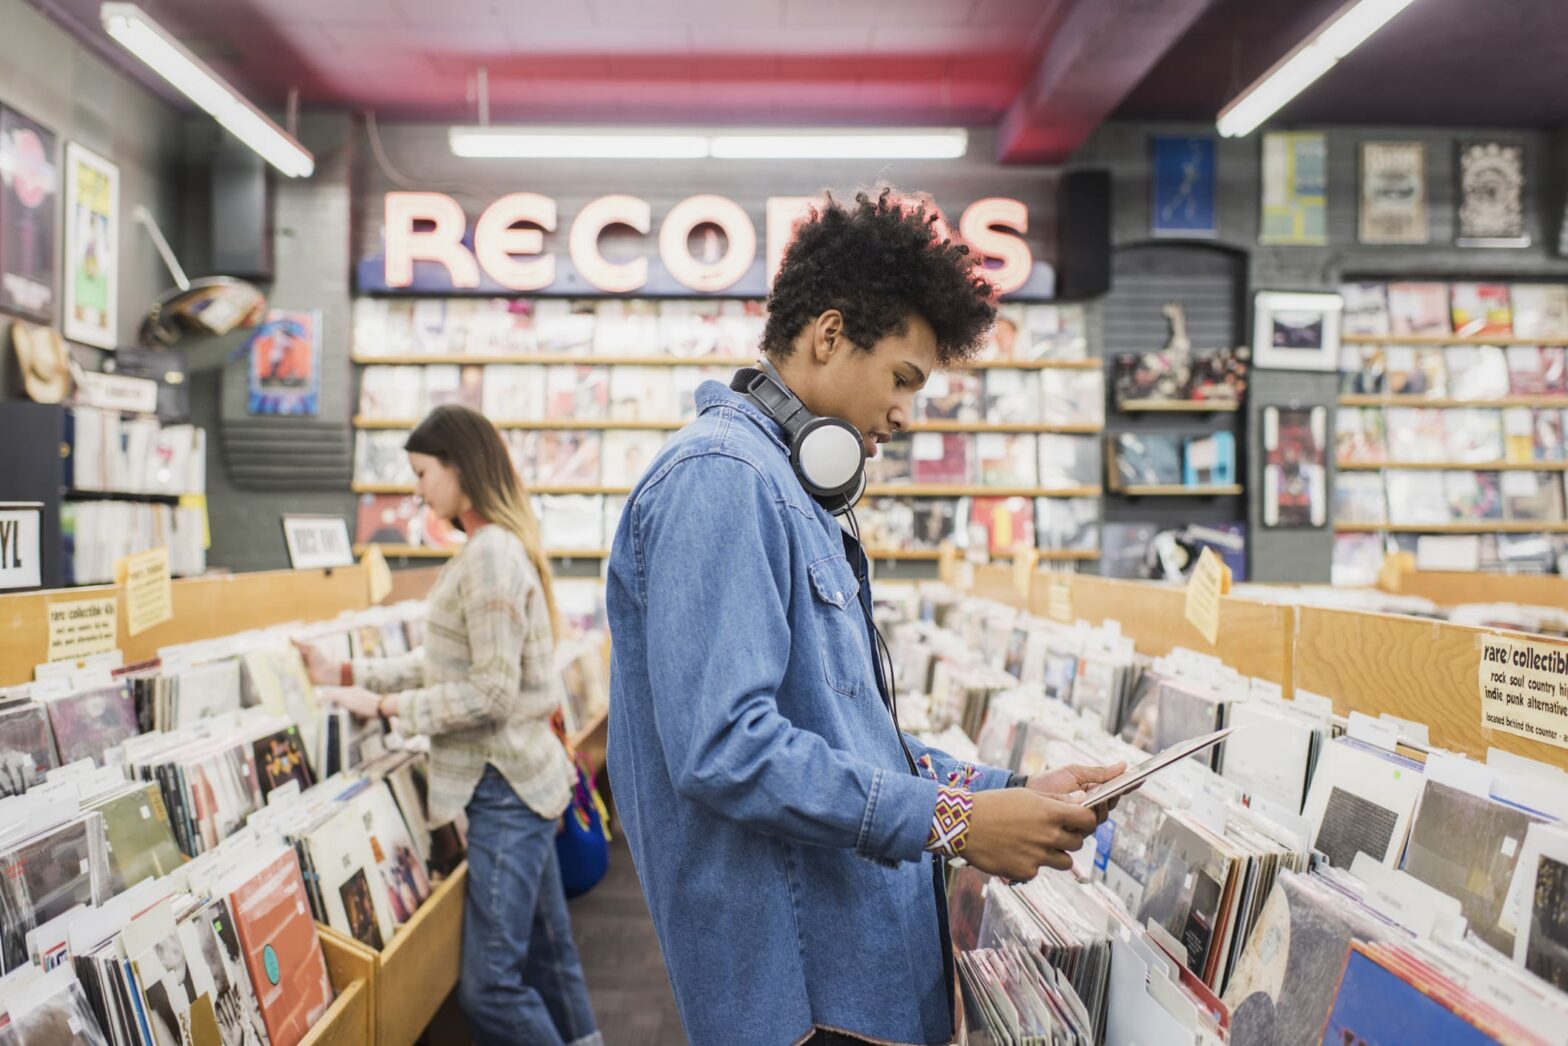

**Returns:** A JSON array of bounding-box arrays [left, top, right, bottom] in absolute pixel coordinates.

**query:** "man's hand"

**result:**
[[1028, 762, 1127, 826], [293, 639, 344, 686], [961, 788, 1102, 882]]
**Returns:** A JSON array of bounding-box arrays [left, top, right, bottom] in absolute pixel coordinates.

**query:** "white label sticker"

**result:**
[[79, 859, 89, 874], [140, 805, 151, 820], [1502, 836, 1519, 857]]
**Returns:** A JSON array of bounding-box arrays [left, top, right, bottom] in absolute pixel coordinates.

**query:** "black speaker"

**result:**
[[212, 136, 272, 280], [1057, 168, 1111, 299]]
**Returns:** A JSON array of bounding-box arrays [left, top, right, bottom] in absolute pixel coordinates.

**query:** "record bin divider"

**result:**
[[303, 929, 377, 1046], [957, 565, 1568, 772], [356, 861, 469, 1046], [1377, 565, 1568, 608]]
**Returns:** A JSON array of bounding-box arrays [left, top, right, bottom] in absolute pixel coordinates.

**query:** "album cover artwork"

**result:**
[[545, 365, 609, 421], [534, 299, 597, 355], [864, 435, 913, 486], [1512, 284, 1568, 339], [1035, 498, 1098, 552], [1337, 345, 1386, 396], [482, 364, 547, 421], [1387, 282, 1452, 336], [1037, 434, 1101, 490], [534, 431, 602, 487], [910, 433, 973, 485], [1451, 282, 1513, 337], [1339, 283, 1392, 336], [916, 372, 982, 421], [43, 684, 138, 764]]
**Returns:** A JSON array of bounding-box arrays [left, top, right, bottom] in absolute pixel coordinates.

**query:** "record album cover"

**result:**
[[0, 702, 56, 798], [228, 849, 334, 1046], [1387, 282, 1452, 337], [43, 684, 138, 765]]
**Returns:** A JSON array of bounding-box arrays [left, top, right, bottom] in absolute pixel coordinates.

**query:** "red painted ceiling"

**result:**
[[26, 0, 1568, 163]]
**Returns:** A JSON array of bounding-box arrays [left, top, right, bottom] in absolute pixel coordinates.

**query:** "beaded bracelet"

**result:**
[[926, 785, 974, 859]]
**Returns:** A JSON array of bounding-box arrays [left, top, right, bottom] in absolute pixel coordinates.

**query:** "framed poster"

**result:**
[[247, 308, 321, 415], [1359, 141, 1427, 244], [1457, 140, 1529, 248], [1252, 291, 1342, 372], [0, 106, 59, 320], [1151, 136, 1217, 238], [1262, 406, 1327, 528], [1260, 132, 1327, 245], [62, 142, 117, 348], [281, 515, 354, 570]]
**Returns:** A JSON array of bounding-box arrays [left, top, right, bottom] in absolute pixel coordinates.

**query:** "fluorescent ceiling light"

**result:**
[[100, 3, 314, 177], [448, 126, 968, 161], [1216, 0, 1420, 138]]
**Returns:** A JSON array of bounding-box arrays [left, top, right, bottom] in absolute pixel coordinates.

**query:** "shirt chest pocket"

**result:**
[[807, 554, 872, 699]]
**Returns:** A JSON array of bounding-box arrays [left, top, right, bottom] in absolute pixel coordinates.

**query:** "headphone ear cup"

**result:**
[[791, 416, 865, 498]]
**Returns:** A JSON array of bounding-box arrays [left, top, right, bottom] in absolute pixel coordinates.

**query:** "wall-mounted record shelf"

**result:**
[[357, 543, 1101, 563], [350, 352, 1102, 371], [353, 417, 1103, 436], [1117, 484, 1245, 497], [1335, 522, 1568, 534], [1342, 335, 1568, 347], [1117, 400, 1241, 414], [62, 489, 192, 503], [1336, 461, 1568, 472], [1338, 395, 1568, 409], [352, 482, 1104, 499]]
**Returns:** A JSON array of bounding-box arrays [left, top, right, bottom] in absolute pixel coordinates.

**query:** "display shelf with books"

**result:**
[[1343, 335, 1568, 347], [1120, 484, 1245, 497], [1338, 461, 1568, 471], [1339, 395, 1568, 409], [1337, 521, 1568, 534], [352, 296, 1105, 579], [1118, 399, 1241, 413]]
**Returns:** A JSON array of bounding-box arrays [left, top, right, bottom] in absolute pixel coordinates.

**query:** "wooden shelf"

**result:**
[[1118, 400, 1241, 413], [351, 483, 633, 496], [353, 416, 1102, 435], [1336, 522, 1568, 534], [351, 352, 1101, 371], [1117, 484, 1244, 497], [1342, 335, 1568, 347], [873, 547, 1099, 562], [1336, 461, 1568, 472], [356, 543, 606, 560], [61, 489, 190, 503], [1338, 395, 1568, 409]]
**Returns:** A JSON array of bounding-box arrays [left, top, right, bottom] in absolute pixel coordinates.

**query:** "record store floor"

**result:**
[[423, 834, 684, 1045], [568, 835, 686, 1043]]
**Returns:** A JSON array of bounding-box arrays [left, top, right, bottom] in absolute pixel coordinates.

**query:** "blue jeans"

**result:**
[[459, 766, 601, 1046]]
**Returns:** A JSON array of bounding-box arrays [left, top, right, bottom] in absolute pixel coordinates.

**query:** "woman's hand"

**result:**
[[317, 685, 385, 719], [293, 639, 345, 686]]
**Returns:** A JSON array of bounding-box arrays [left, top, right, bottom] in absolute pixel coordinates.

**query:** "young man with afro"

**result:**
[[605, 188, 1124, 1045]]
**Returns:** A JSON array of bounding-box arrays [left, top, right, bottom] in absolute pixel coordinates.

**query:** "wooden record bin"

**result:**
[[319, 863, 470, 1046], [304, 930, 378, 1046], [960, 562, 1568, 773]]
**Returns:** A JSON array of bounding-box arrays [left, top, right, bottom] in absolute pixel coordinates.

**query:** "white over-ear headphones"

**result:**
[[730, 360, 867, 516]]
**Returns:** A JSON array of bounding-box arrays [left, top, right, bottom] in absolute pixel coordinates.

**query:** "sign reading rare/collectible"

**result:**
[[0, 105, 59, 320], [1457, 141, 1530, 248]]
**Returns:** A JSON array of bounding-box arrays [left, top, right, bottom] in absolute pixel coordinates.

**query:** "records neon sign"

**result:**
[[368, 191, 1047, 298]]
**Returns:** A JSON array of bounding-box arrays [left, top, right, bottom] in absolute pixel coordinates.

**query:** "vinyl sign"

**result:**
[[361, 191, 1049, 299], [0, 503, 42, 591]]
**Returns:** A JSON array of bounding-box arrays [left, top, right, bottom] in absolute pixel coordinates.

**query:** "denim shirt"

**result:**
[[606, 381, 1012, 1046]]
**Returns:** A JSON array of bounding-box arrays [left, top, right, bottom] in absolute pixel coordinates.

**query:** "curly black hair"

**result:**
[[762, 187, 998, 366]]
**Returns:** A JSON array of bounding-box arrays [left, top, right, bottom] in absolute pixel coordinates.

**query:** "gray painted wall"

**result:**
[[0, 0, 184, 397], [1073, 121, 1568, 581]]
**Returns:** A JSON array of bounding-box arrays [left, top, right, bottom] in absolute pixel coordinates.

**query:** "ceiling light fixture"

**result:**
[[448, 126, 968, 161], [100, 2, 315, 177], [1216, 0, 1421, 138]]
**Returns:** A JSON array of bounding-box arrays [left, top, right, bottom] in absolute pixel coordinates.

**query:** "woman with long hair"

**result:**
[[298, 405, 600, 1046]]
